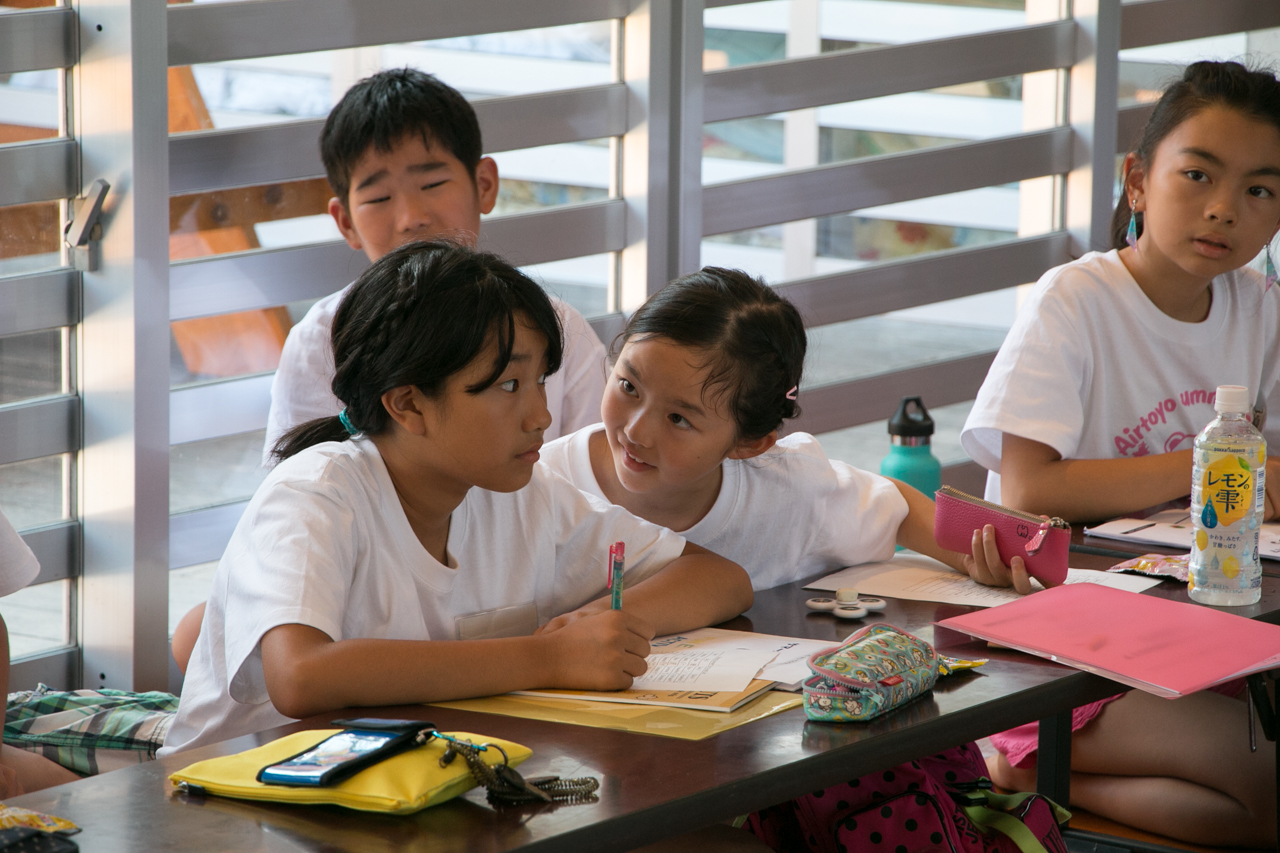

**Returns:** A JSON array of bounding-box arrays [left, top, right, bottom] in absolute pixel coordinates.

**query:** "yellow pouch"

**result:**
[[170, 729, 531, 815]]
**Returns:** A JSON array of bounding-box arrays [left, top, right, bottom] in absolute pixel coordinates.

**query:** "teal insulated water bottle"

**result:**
[[881, 396, 942, 496]]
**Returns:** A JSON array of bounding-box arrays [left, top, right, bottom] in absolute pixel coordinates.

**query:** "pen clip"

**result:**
[[606, 544, 615, 588]]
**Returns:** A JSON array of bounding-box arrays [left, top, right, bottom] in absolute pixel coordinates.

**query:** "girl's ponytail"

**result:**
[[1115, 60, 1280, 251], [272, 416, 353, 461], [272, 240, 563, 462]]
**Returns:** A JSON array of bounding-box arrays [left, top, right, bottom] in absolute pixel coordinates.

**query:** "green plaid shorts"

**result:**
[[5, 684, 178, 776]]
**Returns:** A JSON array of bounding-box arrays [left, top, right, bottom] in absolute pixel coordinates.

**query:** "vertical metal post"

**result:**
[[74, 0, 170, 691], [1035, 711, 1072, 808], [620, 0, 704, 311], [1064, 0, 1121, 256], [782, 0, 820, 283]]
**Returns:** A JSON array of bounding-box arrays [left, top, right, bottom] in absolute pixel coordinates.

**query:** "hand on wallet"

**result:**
[[958, 524, 1034, 595]]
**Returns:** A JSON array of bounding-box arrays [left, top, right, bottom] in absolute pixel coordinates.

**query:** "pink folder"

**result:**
[[935, 583, 1280, 698]]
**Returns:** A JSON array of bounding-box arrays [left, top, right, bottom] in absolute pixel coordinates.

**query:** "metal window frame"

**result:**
[[703, 20, 1076, 124], [169, 83, 629, 195], [168, 0, 631, 66], [0, 270, 79, 338], [703, 127, 1072, 237], [0, 6, 77, 75], [169, 199, 626, 321], [0, 138, 78, 208], [0, 396, 78, 467]]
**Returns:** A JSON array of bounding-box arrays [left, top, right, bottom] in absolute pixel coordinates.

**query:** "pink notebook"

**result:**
[[935, 583, 1280, 698]]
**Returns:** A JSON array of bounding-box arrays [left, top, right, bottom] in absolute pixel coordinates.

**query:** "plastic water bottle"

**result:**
[[881, 396, 942, 497], [1190, 384, 1265, 606]]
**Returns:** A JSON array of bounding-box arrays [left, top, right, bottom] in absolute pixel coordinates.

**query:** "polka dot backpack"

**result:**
[[744, 741, 1069, 853]]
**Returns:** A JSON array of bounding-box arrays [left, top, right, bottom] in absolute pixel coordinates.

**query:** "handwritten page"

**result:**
[[1086, 509, 1280, 560], [804, 552, 1161, 608], [630, 648, 778, 693], [648, 628, 836, 690]]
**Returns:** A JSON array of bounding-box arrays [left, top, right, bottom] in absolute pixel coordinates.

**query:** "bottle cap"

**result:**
[[888, 397, 935, 438], [1214, 385, 1251, 414]]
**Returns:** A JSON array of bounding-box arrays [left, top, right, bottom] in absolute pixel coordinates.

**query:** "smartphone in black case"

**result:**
[[256, 725, 428, 788]]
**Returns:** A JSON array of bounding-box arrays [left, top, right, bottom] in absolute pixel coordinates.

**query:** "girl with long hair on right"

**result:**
[[961, 61, 1280, 846]]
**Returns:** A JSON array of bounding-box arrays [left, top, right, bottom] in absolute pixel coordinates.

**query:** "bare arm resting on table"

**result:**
[[887, 477, 1036, 595], [1000, 432, 1280, 523], [260, 542, 752, 720]]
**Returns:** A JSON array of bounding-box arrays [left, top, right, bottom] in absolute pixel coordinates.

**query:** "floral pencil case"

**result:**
[[803, 624, 984, 723]]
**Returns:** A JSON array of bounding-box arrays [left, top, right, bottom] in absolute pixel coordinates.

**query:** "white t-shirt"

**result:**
[[0, 511, 39, 598], [162, 438, 685, 755], [263, 287, 607, 464], [539, 426, 910, 591], [962, 250, 1280, 500]]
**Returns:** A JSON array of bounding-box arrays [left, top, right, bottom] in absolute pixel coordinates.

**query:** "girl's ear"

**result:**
[[727, 430, 777, 461], [381, 385, 431, 437], [1123, 152, 1147, 211]]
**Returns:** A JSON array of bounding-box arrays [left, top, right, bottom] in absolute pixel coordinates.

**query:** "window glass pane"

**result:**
[[805, 308, 1008, 390], [0, 68, 60, 143], [170, 297, 318, 387], [489, 139, 611, 216], [523, 253, 613, 320], [0, 580, 69, 660], [0, 328, 65, 404], [170, 179, 334, 260], [0, 201, 61, 276], [173, 22, 614, 135], [816, 399, 975, 471], [170, 430, 268, 514], [0, 454, 68, 531], [704, 77, 1024, 185], [703, 184, 1029, 285], [170, 561, 217, 639], [706, 0, 1027, 72]]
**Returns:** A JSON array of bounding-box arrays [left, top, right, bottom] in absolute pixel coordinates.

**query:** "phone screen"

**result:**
[[258, 730, 403, 786]]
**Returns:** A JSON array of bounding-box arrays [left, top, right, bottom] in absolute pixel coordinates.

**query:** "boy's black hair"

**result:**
[[1111, 61, 1280, 250], [321, 68, 483, 205], [273, 240, 563, 461], [614, 267, 806, 442]]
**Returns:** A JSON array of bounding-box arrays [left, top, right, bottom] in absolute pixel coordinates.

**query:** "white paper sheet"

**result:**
[[1086, 509, 1280, 560], [630, 648, 778, 693], [647, 628, 837, 691], [803, 552, 1161, 608]]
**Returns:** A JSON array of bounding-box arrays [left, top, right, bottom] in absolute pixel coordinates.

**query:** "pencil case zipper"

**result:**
[[936, 486, 1068, 554]]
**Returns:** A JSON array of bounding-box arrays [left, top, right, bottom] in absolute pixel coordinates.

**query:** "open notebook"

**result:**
[[1086, 507, 1280, 560], [936, 583, 1280, 698]]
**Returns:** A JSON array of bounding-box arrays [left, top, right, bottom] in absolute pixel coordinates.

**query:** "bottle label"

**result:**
[[1199, 453, 1255, 528]]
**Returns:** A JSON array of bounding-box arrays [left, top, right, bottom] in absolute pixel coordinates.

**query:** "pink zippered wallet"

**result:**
[[933, 486, 1070, 586]]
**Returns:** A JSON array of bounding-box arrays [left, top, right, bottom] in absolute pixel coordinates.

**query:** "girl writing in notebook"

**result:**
[[539, 266, 1027, 595], [161, 242, 752, 756], [960, 61, 1280, 845]]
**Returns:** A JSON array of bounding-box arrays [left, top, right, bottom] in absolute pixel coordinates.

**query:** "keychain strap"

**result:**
[[418, 731, 599, 806]]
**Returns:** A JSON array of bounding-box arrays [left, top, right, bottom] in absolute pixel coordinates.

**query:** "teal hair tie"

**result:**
[[338, 408, 359, 436]]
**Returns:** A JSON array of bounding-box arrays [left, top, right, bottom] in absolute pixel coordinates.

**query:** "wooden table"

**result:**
[[12, 571, 1280, 852]]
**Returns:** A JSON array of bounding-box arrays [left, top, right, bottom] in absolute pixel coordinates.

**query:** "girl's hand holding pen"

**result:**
[[538, 608, 654, 690]]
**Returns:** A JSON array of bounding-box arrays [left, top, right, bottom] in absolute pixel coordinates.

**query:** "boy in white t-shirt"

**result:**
[[262, 67, 606, 463], [163, 243, 752, 755]]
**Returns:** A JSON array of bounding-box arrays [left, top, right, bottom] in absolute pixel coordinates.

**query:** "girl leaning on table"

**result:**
[[536, 268, 1068, 850], [960, 61, 1280, 846], [159, 241, 753, 760]]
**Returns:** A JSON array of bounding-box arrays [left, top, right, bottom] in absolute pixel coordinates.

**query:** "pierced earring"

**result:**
[[1125, 200, 1138, 249], [1266, 244, 1277, 293]]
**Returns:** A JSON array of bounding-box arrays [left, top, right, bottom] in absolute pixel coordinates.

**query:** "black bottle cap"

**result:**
[[888, 396, 935, 437]]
